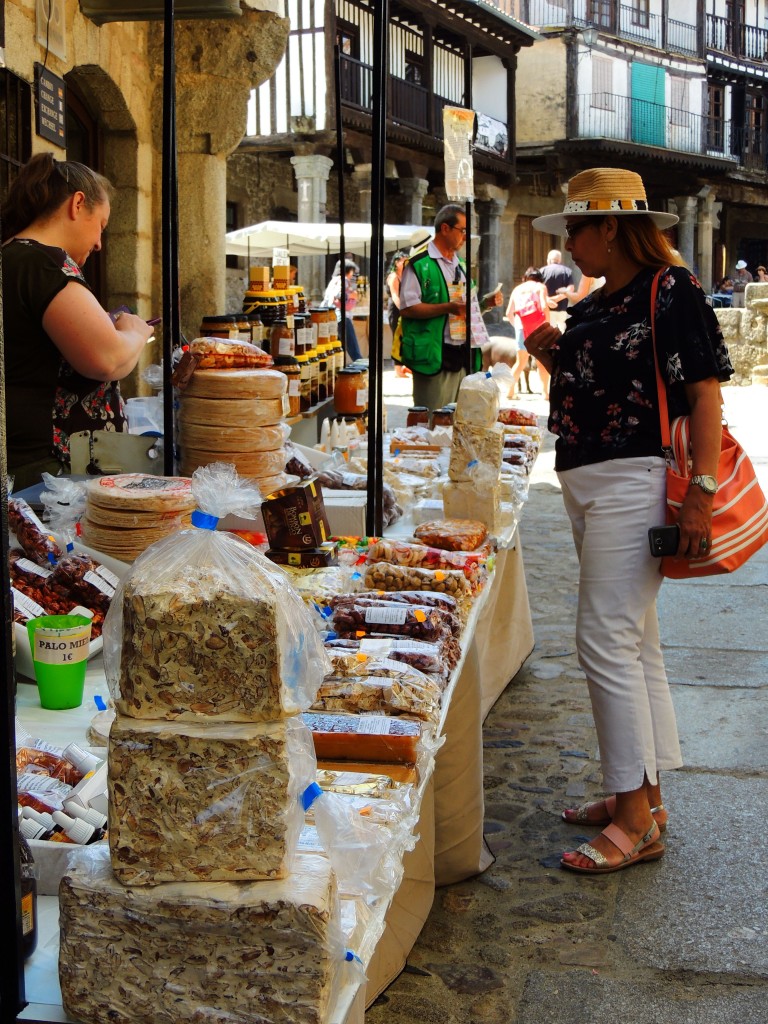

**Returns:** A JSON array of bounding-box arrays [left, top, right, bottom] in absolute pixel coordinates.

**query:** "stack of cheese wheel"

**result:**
[[178, 368, 292, 494], [80, 475, 196, 562]]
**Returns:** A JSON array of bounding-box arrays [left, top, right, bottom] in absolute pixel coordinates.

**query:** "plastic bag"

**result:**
[[448, 420, 504, 490], [413, 517, 489, 552], [363, 559, 473, 606], [108, 714, 317, 886], [39, 474, 87, 550], [189, 336, 272, 368], [103, 463, 331, 722], [8, 497, 62, 566], [312, 668, 442, 722], [454, 364, 512, 426]]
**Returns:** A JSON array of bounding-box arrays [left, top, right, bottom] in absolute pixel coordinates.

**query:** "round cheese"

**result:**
[[185, 368, 288, 400]]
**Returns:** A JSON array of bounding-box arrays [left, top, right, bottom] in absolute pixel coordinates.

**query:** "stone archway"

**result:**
[[64, 64, 153, 395]]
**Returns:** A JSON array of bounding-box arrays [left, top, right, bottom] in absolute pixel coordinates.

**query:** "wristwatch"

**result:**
[[691, 474, 718, 495]]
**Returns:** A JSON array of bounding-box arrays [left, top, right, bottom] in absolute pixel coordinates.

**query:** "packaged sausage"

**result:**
[[8, 498, 62, 567], [327, 598, 452, 644]]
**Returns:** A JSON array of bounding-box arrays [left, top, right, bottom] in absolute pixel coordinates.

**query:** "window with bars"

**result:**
[[591, 56, 614, 110], [0, 70, 32, 204], [670, 77, 689, 126]]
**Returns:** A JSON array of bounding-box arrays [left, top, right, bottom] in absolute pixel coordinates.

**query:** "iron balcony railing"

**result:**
[[339, 53, 511, 160], [574, 92, 758, 165], [706, 13, 768, 63], [507, 0, 701, 58]]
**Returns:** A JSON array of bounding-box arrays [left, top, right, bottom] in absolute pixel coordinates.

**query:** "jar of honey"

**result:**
[[307, 344, 320, 408], [274, 356, 301, 417], [247, 312, 265, 348], [234, 314, 252, 342], [407, 406, 430, 428], [431, 407, 454, 428], [334, 366, 369, 415], [269, 319, 295, 360], [317, 342, 330, 403], [199, 314, 237, 339], [297, 353, 312, 413]]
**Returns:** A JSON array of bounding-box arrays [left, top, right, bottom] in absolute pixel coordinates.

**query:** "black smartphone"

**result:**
[[648, 525, 680, 557]]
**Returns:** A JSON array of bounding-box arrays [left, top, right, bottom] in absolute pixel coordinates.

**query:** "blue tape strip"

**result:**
[[301, 782, 323, 811], [94, 695, 107, 711], [191, 510, 219, 531]]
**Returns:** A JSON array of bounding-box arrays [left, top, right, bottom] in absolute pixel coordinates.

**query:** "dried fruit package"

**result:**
[[103, 463, 330, 722]]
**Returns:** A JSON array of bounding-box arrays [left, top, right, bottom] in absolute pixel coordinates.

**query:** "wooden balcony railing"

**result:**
[[706, 13, 768, 63]]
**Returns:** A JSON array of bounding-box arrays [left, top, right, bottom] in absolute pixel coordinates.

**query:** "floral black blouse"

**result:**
[[549, 266, 733, 472]]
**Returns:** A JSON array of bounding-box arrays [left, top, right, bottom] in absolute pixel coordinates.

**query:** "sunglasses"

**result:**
[[564, 219, 597, 240]]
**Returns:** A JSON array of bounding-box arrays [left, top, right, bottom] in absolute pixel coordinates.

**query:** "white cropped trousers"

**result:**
[[558, 456, 683, 792]]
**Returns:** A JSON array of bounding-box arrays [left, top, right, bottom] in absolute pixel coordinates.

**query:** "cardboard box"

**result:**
[[322, 491, 367, 537], [248, 266, 270, 288], [262, 479, 331, 551]]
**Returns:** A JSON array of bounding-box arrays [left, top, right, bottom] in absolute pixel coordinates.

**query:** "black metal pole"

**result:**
[[0, 231, 26, 1022], [366, 0, 389, 536], [162, 0, 179, 475], [465, 198, 472, 376], [333, 45, 347, 362]]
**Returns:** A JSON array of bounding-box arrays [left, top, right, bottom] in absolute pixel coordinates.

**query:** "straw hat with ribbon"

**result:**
[[532, 168, 679, 234]]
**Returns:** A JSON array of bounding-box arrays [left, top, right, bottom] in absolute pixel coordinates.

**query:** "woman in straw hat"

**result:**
[[527, 168, 733, 874]]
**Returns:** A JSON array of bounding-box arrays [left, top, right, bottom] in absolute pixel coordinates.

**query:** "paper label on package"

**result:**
[[281, 395, 291, 416], [18, 771, 70, 795], [318, 321, 330, 339], [391, 638, 434, 652], [288, 379, 301, 397], [355, 715, 393, 735], [364, 606, 408, 626], [342, 473, 360, 487], [33, 623, 91, 665], [357, 388, 369, 406], [278, 337, 295, 357], [376, 657, 411, 674], [359, 638, 393, 655], [84, 570, 116, 597], [94, 564, 120, 589], [297, 824, 324, 852], [12, 589, 46, 619], [16, 558, 52, 579]]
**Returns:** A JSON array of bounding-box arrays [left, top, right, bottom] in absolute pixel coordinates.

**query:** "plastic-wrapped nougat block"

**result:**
[[59, 846, 340, 1024], [448, 422, 504, 483], [442, 480, 502, 531], [108, 715, 315, 885]]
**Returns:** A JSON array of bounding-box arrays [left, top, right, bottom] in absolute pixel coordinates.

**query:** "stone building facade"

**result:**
[[1, 0, 288, 394]]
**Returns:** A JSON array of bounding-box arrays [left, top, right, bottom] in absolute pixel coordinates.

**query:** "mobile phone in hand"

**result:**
[[648, 525, 680, 557], [108, 305, 132, 323], [146, 317, 162, 326]]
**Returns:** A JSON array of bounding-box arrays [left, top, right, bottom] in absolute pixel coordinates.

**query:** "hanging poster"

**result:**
[[443, 106, 475, 202]]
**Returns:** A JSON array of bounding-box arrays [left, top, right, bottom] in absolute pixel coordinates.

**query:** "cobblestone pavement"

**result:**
[[367, 378, 768, 1024]]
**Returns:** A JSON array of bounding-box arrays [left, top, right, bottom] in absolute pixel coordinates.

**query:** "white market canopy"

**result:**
[[224, 220, 433, 258]]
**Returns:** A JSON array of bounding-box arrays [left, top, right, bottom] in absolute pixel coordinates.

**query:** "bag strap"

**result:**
[[649, 268, 673, 456]]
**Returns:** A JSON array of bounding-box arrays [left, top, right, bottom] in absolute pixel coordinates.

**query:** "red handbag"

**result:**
[[650, 270, 768, 577]]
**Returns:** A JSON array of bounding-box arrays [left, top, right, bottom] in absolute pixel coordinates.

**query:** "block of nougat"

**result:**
[[117, 563, 315, 721], [59, 846, 339, 1024], [454, 371, 500, 426], [108, 715, 315, 885], [448, 421, 504, 483], [443, 480, 502, 532]]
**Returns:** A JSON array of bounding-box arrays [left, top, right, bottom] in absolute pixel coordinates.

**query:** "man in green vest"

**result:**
[[399, 204, 500, 409]]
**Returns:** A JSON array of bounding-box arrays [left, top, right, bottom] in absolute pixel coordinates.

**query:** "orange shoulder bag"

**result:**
[[650, 269, 768, 578]]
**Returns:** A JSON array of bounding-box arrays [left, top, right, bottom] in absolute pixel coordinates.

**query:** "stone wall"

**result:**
[[715, 282, 768, 385]]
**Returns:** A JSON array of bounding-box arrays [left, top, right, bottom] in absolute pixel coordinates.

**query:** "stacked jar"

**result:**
[[334, 366, 369, 416], [199, 314, 237, 339], [294, 324, 312, 413]]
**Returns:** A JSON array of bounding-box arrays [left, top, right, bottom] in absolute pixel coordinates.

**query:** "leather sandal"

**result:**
[[560, 821, 665, 875], [562, 795, 668, 833]]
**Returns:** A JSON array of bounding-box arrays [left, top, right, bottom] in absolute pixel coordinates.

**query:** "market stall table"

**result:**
[[15, 525, 533, 1023]]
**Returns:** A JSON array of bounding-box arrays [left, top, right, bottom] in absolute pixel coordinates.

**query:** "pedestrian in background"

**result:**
[[528, 167, 733, 875], [324, 259, 362, 362], [539, 249, 573, 331], [731, 259, 752, 307], [504, 267, 551, 400]]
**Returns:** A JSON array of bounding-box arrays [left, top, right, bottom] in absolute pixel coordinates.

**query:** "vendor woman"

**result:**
[[2, 153, 153, 490]]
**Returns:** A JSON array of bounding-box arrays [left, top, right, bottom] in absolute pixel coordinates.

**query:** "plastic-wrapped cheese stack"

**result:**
[[443, 370, 505, 531], [57, 465, 345, 1024], [178, 366, 292, 495]]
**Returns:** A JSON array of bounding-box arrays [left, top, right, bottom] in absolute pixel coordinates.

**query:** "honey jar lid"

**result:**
[[201, 314, 237, 324]]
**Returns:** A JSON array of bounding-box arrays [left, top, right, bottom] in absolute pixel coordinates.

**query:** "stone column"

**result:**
[[697, 190, 716, 295], [291, 153, 334, 302], [399, 177, 429, 225], [675, 195, 697, 275], [351, 163, 373, 224], [152, 10, 290, 343], [476, 185, 509, 326]]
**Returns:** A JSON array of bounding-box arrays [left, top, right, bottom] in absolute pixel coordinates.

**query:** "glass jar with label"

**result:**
[[274, 356, 301, 417], [199, 314, 237, 339], [431, 407, 454, 428], [407, 406, 430, 428], [247, 312, 265, 348], [317, 342, 330, 403], [269, 319, 295, 360], [334, 366, 369, 415], [307, 343, 320, 407], [235, 314, 252, 342], [297, 353, 312, 413]]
